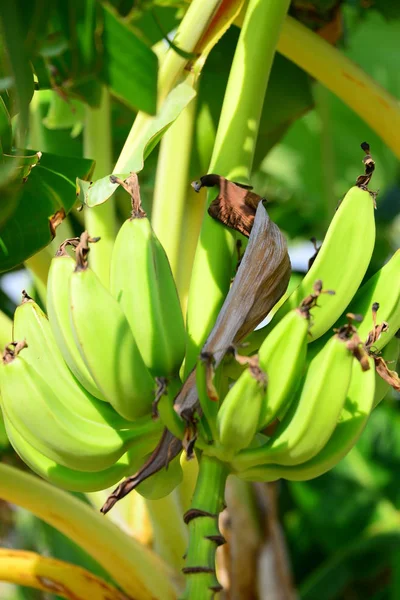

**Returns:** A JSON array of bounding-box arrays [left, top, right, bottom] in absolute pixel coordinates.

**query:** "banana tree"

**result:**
[[0, 1, 399, 599]]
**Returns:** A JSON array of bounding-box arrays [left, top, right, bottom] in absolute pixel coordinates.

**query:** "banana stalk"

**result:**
[[180, 455, 228, 600], [185, 0, 292, 376]]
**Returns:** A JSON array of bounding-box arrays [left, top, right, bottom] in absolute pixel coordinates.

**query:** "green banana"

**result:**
[[13, 296, 140, 431], [135, 453, 184, 500], [247, 185, 376, 349], [232, 330, 356, 471], [257, 303, 311, 429], [69, 241, 156, 421], [4, 417, 147, 493], [47, 254, 106, 401], [236, 354, 375, 482], [372, 336, 400, 409], [0, 349, 158, 471], [216, 358, 267, 458], [110, 174, 186, 378]]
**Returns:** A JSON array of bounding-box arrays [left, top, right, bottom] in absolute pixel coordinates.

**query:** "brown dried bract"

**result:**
[[175, 201, 290, 420], [191, 174, 264, 237], [110, 173, 146, 218], [200, 352, 219, 402], [308, 237, 321, 271], [2, 340, 28, 364], [100, 429, 182, 515], [55, 237, 80, 257], [298, 279, 335, 319], [365, 302, 389, 349], [49, 208, 66, 238], [74, 231, 100, 271], [356, 142, 377, 206], [374, 355, 400, 392]]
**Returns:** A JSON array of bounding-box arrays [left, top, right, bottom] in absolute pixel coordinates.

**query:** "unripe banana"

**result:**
[[237, 355, 375, 482], [13, 297, 139, 432], [216, 359, 267, 458], [232, 331, 355, 471], [47, 254, 106, 400], [110, 175, 185, 377], [373, 336, 400, 409], [135, 453, 183, 500], [0, 351, 157, 471], [257, 306, 310, 429], [69, 253, 155, 421], [247, 185, 376, 349], [4, 417, 147, 493]]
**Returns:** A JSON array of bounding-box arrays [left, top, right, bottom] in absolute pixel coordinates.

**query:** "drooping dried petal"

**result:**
[[100, 429, 182, 515], [191, 174, 264, 237], [175, 201, 290, 418], [374, 355, 400, 392]]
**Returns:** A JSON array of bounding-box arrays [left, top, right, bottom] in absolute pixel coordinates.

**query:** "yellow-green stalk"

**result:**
[[83, 86, 116, 287], [185, 0, 292, 376], [151, 81, 197, 288]]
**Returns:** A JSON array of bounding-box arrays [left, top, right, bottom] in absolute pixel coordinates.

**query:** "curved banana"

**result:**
[[232, 330, 356, 471], [110, 175, 185, 378], [0, 351, 156, 471], [4, 417, 147, 493], [216, 358, 267, 458], [236, 354, 375, 482], [69, 244, 156, 421], [135, 453, 183, 500], [257, 305, 311, 429], [13, 297, 139, 432], [47, 254, 106, 400], [247, 185, 376, 349]]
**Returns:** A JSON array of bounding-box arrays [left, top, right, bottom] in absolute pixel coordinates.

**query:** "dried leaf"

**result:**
[[191, 174, 263, 237], [374, 355, 400, 392], [175, 201, 290, 418], [101, 429, 182, 515]]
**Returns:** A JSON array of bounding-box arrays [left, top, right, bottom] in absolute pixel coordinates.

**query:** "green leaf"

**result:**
[[100, 4, 158, 114], [0, 151, 94, 272], [0, 2, 35, 141], [79, 81, 196, 207], [0, 96, 12, 154]]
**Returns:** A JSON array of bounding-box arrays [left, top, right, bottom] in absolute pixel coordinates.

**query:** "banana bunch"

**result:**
[[193, 166, 399, 486], [0, 174, 187, 495]]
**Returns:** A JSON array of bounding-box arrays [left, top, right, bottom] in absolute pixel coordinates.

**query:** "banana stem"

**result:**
[[185, 0, 291, 376], [151, 86, 197, 284], [114, 0, 222, 175], [181, 455, 228, 599], [0, 464, 179, 600], [275, 16, 400, 160], [0, 548, 125, 600], [83, 86, 116, 287], [146, 490, 188, 571]]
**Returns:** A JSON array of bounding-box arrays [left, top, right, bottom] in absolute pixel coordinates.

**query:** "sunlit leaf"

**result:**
[[79, 81, 196, 207]]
